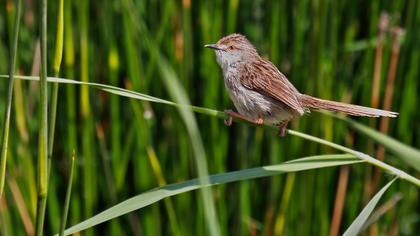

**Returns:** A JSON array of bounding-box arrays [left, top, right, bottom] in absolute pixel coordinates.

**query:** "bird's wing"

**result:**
[[240, 58, 305, 114]]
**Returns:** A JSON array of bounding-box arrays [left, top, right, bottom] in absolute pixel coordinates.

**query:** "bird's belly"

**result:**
[[227, 83, 296, 124]]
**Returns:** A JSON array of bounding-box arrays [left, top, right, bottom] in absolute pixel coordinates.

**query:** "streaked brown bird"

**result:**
[[205, 33, 398, 136]]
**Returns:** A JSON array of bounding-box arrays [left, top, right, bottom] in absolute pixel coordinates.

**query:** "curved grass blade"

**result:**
[[57, 154, 362, 235], [0, 75, 226, 118], [156, 57, 221, 236], [333, 114, 420, 172], [343, 177, 397, 236], [1, 75, 419, 187]]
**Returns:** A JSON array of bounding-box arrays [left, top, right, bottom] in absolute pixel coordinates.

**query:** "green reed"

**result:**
[[0, 0, 21, 198], [0, 0, 419, 235]]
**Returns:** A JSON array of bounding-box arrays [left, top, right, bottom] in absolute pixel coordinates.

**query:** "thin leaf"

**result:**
[[0, 0, 22, 198], [360, 193, 402, 231], [334, 115, 420, 172], [59, 151, 76, 236], [156, 57, 221, 236], [35, 0, 49, 234], [52, 0, 64, 74], [1, 75, 419, 187], [48, 0, 65, 158], [288, 130, 420, 187], [58, 154, 363, 235], [343, 177, 397, 236]]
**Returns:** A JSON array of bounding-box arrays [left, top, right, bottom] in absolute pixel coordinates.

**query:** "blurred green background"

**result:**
[[0, 0, 419, 235]]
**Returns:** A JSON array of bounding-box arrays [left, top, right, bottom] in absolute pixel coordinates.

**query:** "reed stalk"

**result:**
[[59, 151, 76, 236], [0, 0, 22, 198], [48, 0, 64, 160], [35, 0, 49, 234]]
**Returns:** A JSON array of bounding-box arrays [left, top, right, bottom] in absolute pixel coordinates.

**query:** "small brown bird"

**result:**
[[205, 33, 398, 136]]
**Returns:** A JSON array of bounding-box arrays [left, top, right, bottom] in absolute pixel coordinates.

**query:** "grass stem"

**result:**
[[1, 74, 419, 189], [59, 151, 76, 236], [0, 0, 22, 199], [287, 130, 420, 187], [35, 0, 49, 234], [48, 0, 64, 159]]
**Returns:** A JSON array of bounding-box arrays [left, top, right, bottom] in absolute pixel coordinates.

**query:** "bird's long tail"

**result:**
[[300, 94, 398, 117]]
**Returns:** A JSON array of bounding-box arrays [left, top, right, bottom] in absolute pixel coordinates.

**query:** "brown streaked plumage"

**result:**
[[205, 33, 398, 136], [240, 58, 305, 114]]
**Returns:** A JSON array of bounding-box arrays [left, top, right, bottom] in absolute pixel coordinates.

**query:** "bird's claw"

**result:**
[[277, 127, 287, 137], [224, 110, 234, 126], [276, 121, 289, 137], [255, 118, 264, 125], [224, 116, 233, 126]]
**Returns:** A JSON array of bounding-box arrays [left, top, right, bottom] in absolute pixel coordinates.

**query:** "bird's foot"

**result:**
[[276, 121, 289, 137], [223, 109, 264, 126], [224, 115, 233, 126], [255, 117, 264, 125], [224, 110, 234, 126]]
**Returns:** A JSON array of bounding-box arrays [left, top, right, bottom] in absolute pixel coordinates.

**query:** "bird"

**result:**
[[205, 33, 398, 136]]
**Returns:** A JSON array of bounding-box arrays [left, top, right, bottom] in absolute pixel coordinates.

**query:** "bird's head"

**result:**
[[205, 33, 258, 70]]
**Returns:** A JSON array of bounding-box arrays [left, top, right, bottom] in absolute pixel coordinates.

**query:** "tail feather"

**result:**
[[300, 94, 398, 118]]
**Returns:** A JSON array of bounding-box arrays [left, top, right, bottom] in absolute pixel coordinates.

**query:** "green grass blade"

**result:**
[[0, 75, 226, 118], [0, 0, 22, 198], [146, 147, 181, 236], [35, 0, 49, 234], [59, 151, 76, 236], [156, 57, 221, 236], [53, 0, 64, 75], [287, 130, 420, 187], [336, 115, 420, 172], [274, 173, 295, 235], [120, 9, 222, 235], [360, 193, 402, 231], [58, 154, 362, 235], [45, 5, 65, 230], [48, 0, 64, 158], [343, 177, 397, 236], [1, 74, 420, 187]]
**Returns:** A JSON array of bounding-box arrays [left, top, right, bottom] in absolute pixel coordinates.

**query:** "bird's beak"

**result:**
[[204, 44, 222, 50]]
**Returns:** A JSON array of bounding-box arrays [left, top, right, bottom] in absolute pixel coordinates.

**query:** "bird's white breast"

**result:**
[[223, 65, 289, 122], [216, 53, 296, 124]]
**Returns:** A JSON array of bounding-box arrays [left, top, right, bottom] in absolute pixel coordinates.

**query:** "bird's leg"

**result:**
[[224, 114, 233, 126], [276, 121, 289, 137], [224, 109, 264, 126]]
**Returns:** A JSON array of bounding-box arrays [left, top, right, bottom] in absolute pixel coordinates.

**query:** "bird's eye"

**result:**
[[228, 45, 235, 50]]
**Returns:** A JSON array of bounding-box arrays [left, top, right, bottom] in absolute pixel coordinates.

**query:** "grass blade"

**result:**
[[157, 57, 221, 236], [48, 0, 64, 158], [0, 75, 420, 187], [360, 193, 402, 231], [274, 173, 295, 235], [0, 0, 22, 198], [59, 151, 76, 236], [0, 75, 226, 118], [335, 115, 420, 172], [44, 2, 65, 231], [287, 130, 420, 187], [1, 74, 419, 187], [343, 177, 397, 236], [35, 0, 49, 234], [52, 0, 64, 75], [58, 154, 363, 235], [120, 10, 222, 234], [146, 147, 181, 236]]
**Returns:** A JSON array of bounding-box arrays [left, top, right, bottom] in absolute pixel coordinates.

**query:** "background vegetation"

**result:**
[[0, 0, 419, 235]]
